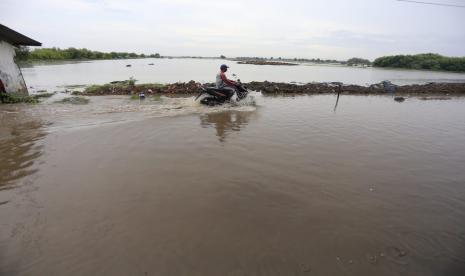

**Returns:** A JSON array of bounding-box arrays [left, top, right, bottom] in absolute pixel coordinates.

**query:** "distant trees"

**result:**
[[14, 46, 30, 60], [235, 57, 343, 64], [373, 53, 465, 72], [347, 57, 371, 66], [14, 47, 161, 61], [220, 55, 226, 59]]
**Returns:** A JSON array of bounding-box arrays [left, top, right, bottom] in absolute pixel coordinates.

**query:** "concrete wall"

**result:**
[[0, 40, 28, 95]]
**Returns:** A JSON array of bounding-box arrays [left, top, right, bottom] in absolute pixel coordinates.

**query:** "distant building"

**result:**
[[0, 24, 41, 95]]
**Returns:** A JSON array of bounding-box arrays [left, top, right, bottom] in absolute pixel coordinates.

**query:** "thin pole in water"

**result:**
[[333, 84, 342, 113]]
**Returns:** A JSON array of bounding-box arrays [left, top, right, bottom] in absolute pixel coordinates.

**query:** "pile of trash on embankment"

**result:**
[[73, 80, 465, 96]]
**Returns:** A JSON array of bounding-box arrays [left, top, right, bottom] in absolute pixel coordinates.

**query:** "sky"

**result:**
[[1, 0, 464, 60]]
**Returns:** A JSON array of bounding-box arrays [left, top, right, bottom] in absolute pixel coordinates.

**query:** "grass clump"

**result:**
[[33, 92, 56, 99], [83, 82, 134, 95], [55, 97, 89, 105], [62, 84, 87, 89], [0, 93, 38, 104], [84, 84, 111, 94], [82, 79, 165, 95]]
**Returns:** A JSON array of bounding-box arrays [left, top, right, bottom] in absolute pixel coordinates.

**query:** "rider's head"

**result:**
[[220, 64, 229, 72]]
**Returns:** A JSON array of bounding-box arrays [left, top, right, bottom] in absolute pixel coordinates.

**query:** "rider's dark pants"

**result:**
[[219, 87, 235, 100]]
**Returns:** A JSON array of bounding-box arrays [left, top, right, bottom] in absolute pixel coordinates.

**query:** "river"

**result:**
[[1, 60, 465, 276]]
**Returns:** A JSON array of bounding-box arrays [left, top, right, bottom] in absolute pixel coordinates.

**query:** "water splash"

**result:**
[[25, 93, 260, 132]]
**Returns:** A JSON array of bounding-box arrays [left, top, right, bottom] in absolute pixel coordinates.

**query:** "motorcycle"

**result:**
[[195, 79, 249, 106]]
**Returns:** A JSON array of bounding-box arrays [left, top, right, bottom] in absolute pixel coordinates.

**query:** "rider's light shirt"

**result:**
[[216, 72, 225, 88], [216, 71, 235, 88]]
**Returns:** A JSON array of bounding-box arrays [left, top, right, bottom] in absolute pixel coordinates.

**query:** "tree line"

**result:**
[[14, 48, 465, 72], [373, 53, 465, 72], [15, 47, 161, 61]]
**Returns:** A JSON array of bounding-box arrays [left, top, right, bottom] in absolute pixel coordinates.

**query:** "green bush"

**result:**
[[347, 57, 371, 66], [373, 53, 465, 72]]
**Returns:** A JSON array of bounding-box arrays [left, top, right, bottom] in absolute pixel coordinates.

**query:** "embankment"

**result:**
[[74, 81, 465, 96]]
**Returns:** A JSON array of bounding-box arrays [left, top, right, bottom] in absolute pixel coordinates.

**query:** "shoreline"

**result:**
[[236, 60, 299, 66]]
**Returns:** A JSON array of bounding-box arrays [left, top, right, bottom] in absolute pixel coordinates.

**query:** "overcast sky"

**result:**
[[2, 0, 464, 59]]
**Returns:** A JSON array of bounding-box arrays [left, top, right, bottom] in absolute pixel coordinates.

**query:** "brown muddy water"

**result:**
[[1, 94, 465, 276]]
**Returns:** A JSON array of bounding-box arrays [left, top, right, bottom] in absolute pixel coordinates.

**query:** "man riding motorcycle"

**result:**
[[195, 64, 248, 106], [216, 64, 236, 98]]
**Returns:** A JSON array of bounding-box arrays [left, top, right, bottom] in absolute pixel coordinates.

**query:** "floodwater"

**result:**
[[20, 58, 465, 92], [1, 91, 465, 276]]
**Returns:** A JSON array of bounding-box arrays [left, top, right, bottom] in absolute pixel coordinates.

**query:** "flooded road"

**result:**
[[1, 94, 465, 275]]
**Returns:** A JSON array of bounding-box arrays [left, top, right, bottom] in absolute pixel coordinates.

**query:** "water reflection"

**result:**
[[200, 110, 254, 142], [0, 109, 46, 190]]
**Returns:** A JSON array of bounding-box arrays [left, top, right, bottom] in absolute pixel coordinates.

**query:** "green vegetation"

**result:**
[[61, 84, 87, 89], [373, 53, 465, 72], [0, 90, 56, 104], [55, 97, 89, 105], [80, 79, 165, 95], [347, 57, 371, 66], [136, 83, 165, 90], [84, 79, 136, 94], [83, 84, 115, 94], [33, 92, 56, 99], [15, 46, 161, 61], [0, 93, 38, 104]]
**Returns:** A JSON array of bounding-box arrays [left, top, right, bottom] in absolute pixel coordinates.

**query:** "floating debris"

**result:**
[[390, 247, 407, 257], [300, 263, 312, 273], [366, 254, 378, 264]]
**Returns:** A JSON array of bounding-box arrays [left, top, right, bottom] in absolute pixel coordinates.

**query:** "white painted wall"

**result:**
[[0, 40, 28, 95]]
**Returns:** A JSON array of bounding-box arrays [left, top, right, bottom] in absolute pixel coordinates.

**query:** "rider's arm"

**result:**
[[220, 72, 236, 86]]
